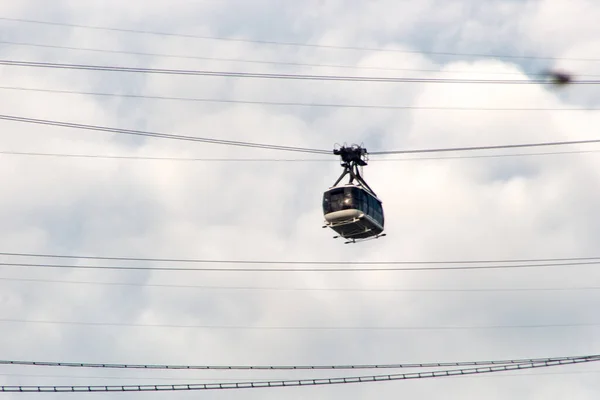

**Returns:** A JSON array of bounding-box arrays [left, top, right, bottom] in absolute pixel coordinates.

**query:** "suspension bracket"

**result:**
[[331, 145, 376, 196]]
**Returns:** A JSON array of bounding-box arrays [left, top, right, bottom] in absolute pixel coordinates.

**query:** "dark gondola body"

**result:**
[[323, 185, 384, 240]]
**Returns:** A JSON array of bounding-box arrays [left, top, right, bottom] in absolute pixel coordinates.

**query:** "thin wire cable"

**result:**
[[4, 114, 600, 157], [0, 357, 597, 392], [2, 149, 600, 163], [1, 369, 599, 382], [3, 275, 599, 292], [0, 373, 270, 382], [374, 149, 600, 161], [1, 17, 599, 62], [0, 59, 597, 84], [0, 150, 327, 162], [0, 40, 568, 77], [3, 85, 600, 111], [4, 251, 600, 265], [0, 355, 588, 370], [368, 138, 600, 156], [1, 260, 600, 272], [1, 318, 599, 330], [0, 115, 330, 155]]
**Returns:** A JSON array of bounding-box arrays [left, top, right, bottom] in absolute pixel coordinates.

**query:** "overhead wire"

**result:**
[[371, 149, 600, 161], [3, 250, 600, 265], [0, 115, 330, 155], [0, 150, 327, 162], [1, 260, 600, 272], [0, 59, 597, 84], [0, 372, 272, 382], [3, 114, 600, 157], [368, 139, 600, 156], [2, 85, 599, 111], [1, 17, 598, 62], [2, 149, 600, 163], [1, 318, 599, 330], [1, 369, 598, 382], [0, 355, 588, 370], [0, 356, 597, 392], [0, 40, 570, 77]]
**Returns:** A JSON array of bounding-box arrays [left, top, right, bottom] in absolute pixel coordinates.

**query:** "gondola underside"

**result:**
[[323, 209, 384, 240]]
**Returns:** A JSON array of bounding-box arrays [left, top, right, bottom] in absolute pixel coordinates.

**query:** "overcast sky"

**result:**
[[1, 0, 600, 398]]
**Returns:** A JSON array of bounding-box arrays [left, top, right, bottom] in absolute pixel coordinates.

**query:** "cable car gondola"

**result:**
[[322, 145, 385, 244]]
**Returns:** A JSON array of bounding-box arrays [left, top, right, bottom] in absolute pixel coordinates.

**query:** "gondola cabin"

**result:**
[[322, 184, 384, 240]]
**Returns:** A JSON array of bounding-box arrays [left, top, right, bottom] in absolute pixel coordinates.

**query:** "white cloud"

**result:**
[[0, 0, 599, 399]]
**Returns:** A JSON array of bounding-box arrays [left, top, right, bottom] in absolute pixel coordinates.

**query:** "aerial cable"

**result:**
[[0, 150, 329, 162], [1, 40, 578, 77], [0, 260, 599, 273], [0, 356, 597, 392], [3, 251, 600, 265], [0, 355, 588, 370], [2, 149, 600, 163], [3, 114, 600, 157], [1, 17, 598, 62], [3, 85, 600, 111], [0, 115, 330, 155], [0, 372, 260, 382], [0, 60, 597, 84], [2, 40, 598, 79], [1, 369, 598, 382], [1, 317, 599, 330], [368, 138, 600, 156]]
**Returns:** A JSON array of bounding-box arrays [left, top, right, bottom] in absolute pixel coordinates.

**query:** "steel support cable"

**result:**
[[0, 115, 330, 155], [3, 85, 600, 111], [0, 40, 574, 77], [0, 60, 598, 84], [0, 355, 592, 371], [0, 260, 600, 272], [0, 151, 328, 162], [2, 275, 600, 292], [1, 17, 599, 62], [3, 251, 600, 265], [0, 357, 598, 392], [368, 139, 600, 155], [2, 149, 600, 163], [4, 40, 600, 80], [1, 369, 599, 382], [1, 318, 599, 330], [3, 114, 600, 158]]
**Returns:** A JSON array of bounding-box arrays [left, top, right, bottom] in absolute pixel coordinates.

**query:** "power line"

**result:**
[[1, 317, 600, 330], [1, 59, 597, 84], [0, 40, 566, 77], [1, 17, 598, 62], [0, 355, 587, 371], [0, 357, 597, 392], [3, 276, 599, 292], [3, 251, 600, 265], [1, 260, 600, 273], [4, 114, 600, 157], [0, 115, 330, 155], [4, 85, 600, 111]]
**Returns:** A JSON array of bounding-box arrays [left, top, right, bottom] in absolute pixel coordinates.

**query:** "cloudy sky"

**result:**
[[1, 0, 600, 398]]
